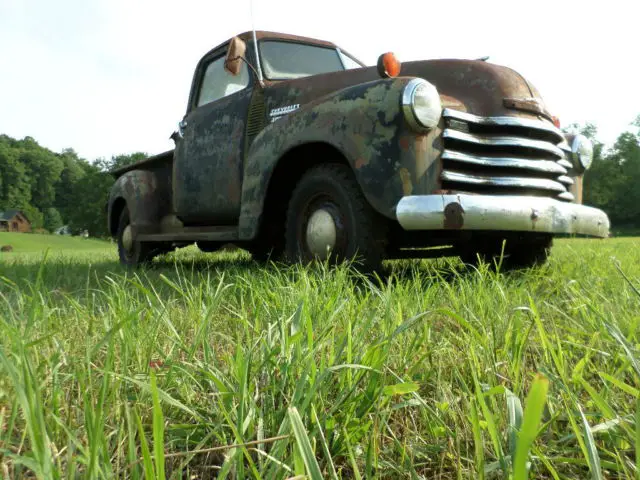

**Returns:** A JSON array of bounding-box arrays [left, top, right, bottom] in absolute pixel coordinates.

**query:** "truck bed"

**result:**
[[110, 149, 174, 178]]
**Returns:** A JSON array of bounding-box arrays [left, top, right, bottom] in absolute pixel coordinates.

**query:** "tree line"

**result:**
[[0, 116, 639, 238], [580, 118, 640, 231], [0, 134, 145, 237]]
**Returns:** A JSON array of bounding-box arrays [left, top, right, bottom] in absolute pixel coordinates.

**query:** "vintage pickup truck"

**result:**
[[107, 30, 610, 270]]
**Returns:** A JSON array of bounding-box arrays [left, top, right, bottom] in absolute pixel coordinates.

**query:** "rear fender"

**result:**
[[107, 170, 161, 236]]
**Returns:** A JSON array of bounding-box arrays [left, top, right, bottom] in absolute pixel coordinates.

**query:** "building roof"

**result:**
[[0, 209, 29, 222]]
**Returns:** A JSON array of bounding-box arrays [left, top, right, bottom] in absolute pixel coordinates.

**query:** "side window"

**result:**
[[339, 51, 363, 70], [196, 54, 249, 107]]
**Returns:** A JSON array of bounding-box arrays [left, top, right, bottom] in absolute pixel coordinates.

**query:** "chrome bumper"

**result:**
[[396, 194, 610, 238]]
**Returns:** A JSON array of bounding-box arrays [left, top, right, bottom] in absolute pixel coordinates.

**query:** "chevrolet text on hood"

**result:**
[[107, 30, 610, 271]]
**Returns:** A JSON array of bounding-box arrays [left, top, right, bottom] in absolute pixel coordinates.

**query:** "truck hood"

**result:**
[[264, 58, 551, 121]]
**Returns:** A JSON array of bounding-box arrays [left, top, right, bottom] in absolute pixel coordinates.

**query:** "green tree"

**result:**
[[66, 163, 113, 237], [106, 152, 147, 171], [0, 142, 31, 210], [581, 116, 640, 229], [22, 205, 44, 230], [54, 148, 88, 222], [17, 138, 64, 212], [43, 207, 64, 232], [606, 117, 640, 226]]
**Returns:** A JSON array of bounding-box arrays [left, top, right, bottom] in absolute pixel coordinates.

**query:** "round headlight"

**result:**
[[402, 78, 442, 131], [571, 134, 593, 171]]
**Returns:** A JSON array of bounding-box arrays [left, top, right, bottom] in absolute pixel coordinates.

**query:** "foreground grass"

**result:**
[[0, 238, 638, 479]]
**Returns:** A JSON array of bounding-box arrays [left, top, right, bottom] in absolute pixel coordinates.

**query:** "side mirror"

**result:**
[[225, 36, 247, 76]]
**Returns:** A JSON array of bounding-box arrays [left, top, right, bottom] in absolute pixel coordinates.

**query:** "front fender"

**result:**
[[238, 77, 442, 240]]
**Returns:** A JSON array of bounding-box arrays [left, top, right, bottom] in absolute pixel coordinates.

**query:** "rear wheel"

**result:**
[[284, 164, 387, 272], [117, 207, 158, 267]]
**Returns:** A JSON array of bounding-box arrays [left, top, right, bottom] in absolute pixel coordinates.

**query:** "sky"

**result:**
[[0, 0, 638, 162]]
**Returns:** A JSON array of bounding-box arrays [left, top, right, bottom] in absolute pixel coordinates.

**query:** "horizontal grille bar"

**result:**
[[443, 108, 565, 143], [441, 170, 568, 193], [558, 191, 576, 201], [557, 175, 574, 186], [443, 129, 565, 158], [557, 159, 573, 170], [442, 150, 567, 175]]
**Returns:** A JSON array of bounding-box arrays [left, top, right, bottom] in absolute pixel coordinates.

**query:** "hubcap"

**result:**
[[122, 225, 133, 252], [306, 209, 337, 259]]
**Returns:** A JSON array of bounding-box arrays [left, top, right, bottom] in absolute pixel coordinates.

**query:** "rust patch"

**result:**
[[414, 135, 427, 153], [443, 202, 465, 229], [355, 157, 366, 169], [440, 94, 466, 110], [399, 136, 410, 151], [399, 168, 413, 195]]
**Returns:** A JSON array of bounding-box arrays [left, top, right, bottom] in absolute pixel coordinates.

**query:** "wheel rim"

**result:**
[[122, 225, 133, 252], [298, 194, 348, 261], [306, 208, 337, 259]]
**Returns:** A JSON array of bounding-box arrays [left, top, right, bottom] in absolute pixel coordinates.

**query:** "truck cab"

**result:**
[[107, 30, 609, 271]]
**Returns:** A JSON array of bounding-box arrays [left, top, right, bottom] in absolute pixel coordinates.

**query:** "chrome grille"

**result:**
[[441, 108, 575, 201]]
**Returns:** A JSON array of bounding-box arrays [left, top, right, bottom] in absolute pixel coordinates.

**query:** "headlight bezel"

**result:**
[[401, 78, 442, 131], [570, 133, 593, 172]]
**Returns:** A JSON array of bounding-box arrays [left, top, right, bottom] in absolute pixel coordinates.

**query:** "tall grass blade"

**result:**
[[150, 372, 166, 480], [135, 410, 155, 479], [505, 387, 523, 460], [636, 398, 640, 480], [513, 373, 549, 480], [578, 404, 604, 480], [288, 407, 324, 480]]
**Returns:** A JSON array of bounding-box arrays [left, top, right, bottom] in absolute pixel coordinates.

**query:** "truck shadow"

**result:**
[[0, 251, 501, 304]]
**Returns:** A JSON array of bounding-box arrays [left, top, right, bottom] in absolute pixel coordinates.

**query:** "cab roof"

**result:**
[[203, 30, 338, 59]]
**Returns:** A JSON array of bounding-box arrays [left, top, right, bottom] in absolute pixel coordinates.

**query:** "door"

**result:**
[[173, 51, 253, 225]]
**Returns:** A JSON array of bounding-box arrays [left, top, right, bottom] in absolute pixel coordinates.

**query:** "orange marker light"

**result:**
[[377, 52, 402, 78], [552, 116, 561, 128]]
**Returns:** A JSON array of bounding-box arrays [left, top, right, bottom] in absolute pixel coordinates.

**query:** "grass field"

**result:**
[[0, 232, 113, 253], [0, 233, 639, 479]]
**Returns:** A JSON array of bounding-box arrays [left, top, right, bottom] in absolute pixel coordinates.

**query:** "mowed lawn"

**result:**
[[0, 232, 114, 253], [0, 234, 638, 479]]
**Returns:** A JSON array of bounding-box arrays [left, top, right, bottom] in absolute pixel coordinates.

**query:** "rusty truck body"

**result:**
[[107, 30, 609, 270]]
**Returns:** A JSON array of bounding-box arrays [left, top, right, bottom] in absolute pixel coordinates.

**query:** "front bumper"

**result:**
[[396, 194, 610, 237]]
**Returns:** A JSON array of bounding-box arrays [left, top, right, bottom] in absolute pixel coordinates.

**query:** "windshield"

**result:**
[[260, 40, 351, 80]]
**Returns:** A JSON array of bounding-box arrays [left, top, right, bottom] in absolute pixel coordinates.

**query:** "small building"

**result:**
[[0, 210, 31, 233]]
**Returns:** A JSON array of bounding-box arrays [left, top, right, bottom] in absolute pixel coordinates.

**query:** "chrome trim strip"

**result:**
[[441, 171, 567, 192], [443, 129, 565, 158], [442, 150, 567, 175], [558, 192, 576, 201], [443, 108, 565, 142], [395, 194, 610, 237]]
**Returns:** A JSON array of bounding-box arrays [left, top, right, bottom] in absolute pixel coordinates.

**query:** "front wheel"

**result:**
[[284, 164, 387, 272]]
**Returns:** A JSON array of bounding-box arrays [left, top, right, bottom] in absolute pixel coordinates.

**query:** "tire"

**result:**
[[284, 164, 387, 272], [460, 234, 552, 270], [116, 207, 157, 267]]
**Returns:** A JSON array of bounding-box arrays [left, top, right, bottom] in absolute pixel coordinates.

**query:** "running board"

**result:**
[[137, 226, 238, 243]]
